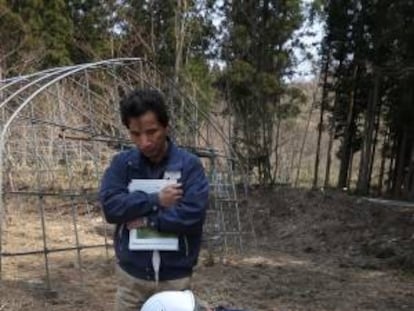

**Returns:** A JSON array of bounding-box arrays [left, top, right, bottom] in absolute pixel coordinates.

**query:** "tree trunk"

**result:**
[[150, 2, 156, 59], [404, 141, 414, 199], [174, 0, 187, 83], [313, 52, 330, 188], [377, 131, 388, 195], [264, 109, 273, 185], [346, 145, 354, 189], [0, 58, 3, 100], [409, 143, 414, 199], [367, 100, 382, 190], [386, 139, 396, 195], [324, 123, 334, 188], [393, 128, 408, 198], [324, 89, 339, 188], [338, 65, 358, 188], [401, 83, 414, 198], [274, 114, 281, 183], [357, 73, 380, 194], [295, 85, 317, 187]]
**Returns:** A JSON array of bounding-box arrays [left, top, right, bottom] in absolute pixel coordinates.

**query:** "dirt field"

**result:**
[[1, 187, 413, 311]]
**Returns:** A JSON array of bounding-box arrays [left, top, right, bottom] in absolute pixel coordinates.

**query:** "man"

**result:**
[[99, 89, 209, 311], [140, 290, 249, 311]]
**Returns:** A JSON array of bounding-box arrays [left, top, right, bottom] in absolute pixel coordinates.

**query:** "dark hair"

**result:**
[[119, 89, 169, 128]]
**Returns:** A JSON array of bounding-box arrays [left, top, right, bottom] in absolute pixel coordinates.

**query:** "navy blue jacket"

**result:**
[[99, 141, 209, 281]]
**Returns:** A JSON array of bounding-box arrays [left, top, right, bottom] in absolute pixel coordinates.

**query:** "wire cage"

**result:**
[[0, 58, 249, 292]]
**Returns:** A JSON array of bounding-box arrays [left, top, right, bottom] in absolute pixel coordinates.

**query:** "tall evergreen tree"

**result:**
[[67, 0, 115, 63], [41, 0, 73, 66], [117, 1, 214, 74], [219, 0, 304, 184], [3, 0, 73, 69], [319, 0, 414, 197], [0, 1, 26, 76], [114, 0, 217, 122]]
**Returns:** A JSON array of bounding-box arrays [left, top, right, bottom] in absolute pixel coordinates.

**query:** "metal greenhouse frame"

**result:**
[[0, 58, 250, 291]]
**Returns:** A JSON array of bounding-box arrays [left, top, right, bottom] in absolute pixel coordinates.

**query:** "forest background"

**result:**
[[1, 0, 413, 199]]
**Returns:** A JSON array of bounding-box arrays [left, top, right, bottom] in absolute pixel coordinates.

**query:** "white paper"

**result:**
[[128, 179, 177, 193], [128, 179, 179, 251]]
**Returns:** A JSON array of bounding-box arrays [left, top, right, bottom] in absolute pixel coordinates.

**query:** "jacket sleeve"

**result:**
[[148, 156, 209, 235], [99, 153, 159, 224]]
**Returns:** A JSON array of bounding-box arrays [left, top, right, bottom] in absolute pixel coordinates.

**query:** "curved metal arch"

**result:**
[[0, 58, 148, 199], [1, 58, 144, 138], [0, 58, 246, 282], [0, 57, 236, 162], [0, 65, 76, 94], [0, 58, 146, 277], [0, 66, 75, 115]]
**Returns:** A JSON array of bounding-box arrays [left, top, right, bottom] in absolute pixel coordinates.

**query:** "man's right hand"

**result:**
[[158, 183, 183, 208]]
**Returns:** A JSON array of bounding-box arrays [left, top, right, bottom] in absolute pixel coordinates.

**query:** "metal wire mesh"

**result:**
[[0, 58, 249, 291]]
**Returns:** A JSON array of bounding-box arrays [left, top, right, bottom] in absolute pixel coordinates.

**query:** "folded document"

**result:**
[[128, 179, 179, 251]]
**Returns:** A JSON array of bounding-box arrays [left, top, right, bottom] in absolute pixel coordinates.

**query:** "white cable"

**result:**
[[152, 250, 161, 286]]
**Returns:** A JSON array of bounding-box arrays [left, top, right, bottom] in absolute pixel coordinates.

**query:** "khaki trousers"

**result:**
[[114, 264, 192, 311]]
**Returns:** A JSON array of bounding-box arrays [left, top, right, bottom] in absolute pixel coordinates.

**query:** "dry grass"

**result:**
[[1, 188, 414, 311]]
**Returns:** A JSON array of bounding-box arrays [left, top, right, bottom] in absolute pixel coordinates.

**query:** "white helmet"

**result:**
[[140, 290, 196, 311]]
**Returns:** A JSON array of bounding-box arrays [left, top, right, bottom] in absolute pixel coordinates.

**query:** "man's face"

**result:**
[[127, 111, 168, 163]]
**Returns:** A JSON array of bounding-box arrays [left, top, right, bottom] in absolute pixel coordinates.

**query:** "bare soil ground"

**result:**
[[1, 187, 414, 311]]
